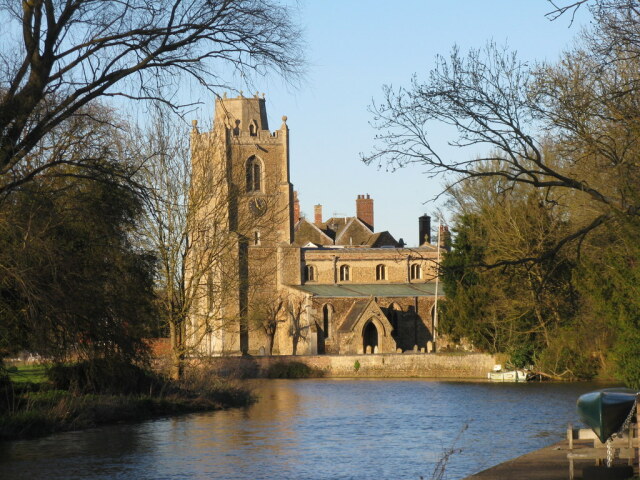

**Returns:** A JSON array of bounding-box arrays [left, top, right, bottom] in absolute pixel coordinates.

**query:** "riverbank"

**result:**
[[193, 352, 498, 379], [0, 364, 254, 441]]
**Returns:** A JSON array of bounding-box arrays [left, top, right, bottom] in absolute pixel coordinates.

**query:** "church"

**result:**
[[186, 94, 444, 357]]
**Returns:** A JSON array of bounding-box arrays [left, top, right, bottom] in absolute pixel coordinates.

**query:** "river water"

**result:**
[[0, 379, 610, 480]]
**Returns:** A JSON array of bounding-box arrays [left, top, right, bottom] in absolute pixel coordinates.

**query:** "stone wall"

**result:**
[[301, 248, 438, 285], [193, 352, 497, 379]]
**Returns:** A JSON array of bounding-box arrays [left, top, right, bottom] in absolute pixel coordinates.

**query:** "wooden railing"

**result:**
[[567, 423, 638, 480]]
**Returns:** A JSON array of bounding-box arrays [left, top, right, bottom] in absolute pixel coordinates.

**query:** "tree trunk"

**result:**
[[268, 329, 276, 356], [169, 320, 184, 380]]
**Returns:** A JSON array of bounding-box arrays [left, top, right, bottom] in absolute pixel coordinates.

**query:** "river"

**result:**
[[0, 379, 610, 480]]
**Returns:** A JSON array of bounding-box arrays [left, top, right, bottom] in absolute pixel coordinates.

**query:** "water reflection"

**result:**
[[0, 379, 613, 480]]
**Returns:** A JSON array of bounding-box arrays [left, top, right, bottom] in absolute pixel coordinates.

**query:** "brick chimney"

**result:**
[[314, 204, 323, 225], [356, 194, 374, 231], [293, 191, 300, 224]]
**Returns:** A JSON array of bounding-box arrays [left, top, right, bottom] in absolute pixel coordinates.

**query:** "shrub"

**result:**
[[266, 361, 323, 379], [180, 369, 255, 408], [0, 372, 13, 414], [535, 328, 599, 380], [508, 344, 535, 369], [47, 358, 165, 395]]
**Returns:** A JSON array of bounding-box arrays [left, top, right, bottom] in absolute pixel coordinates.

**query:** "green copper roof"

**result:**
[[289, 283, 440, 298]]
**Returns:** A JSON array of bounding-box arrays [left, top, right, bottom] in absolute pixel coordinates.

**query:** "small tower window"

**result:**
[[376, 264, 387, 281], [410, 264, 422, 280], [246, 156, 262, 192], [249, 120, 258, 136], [339, 265, 350, 282], [305, 265, 316, 282], [254, 231, 261, 246]]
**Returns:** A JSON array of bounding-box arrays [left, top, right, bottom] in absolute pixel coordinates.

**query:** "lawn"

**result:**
[[7, 365, 47, 384]]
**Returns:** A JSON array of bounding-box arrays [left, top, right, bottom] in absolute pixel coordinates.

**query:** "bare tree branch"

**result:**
[[0, 0, 304, 195]]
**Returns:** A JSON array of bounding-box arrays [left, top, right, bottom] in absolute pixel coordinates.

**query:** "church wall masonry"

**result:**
[[300, 248, 438, 285]]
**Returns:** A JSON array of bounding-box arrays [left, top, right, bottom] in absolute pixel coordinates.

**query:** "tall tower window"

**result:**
[[339, 265, 350, 282], [410, 264, 422, 280], [246, 156, 262, 192], [376, 264, 387, 281], [305, 265, 316, 282], [253, 231, 261, 246], [322, 304, 333, 339]]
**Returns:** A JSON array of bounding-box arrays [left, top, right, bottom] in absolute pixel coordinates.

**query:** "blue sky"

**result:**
[[195, 1, 592, 245]]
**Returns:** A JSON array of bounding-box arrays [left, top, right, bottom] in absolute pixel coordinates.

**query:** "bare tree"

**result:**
[[545, 0, 591, 22], [287, 298, 308, 356], [137, 106, 287, 377], [249, 295, 286, 356], [363, 23, 640, 262], [0, 0, 303, 197]]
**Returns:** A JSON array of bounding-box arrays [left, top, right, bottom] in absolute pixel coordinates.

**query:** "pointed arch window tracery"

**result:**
[[246, 156, 262, 192]]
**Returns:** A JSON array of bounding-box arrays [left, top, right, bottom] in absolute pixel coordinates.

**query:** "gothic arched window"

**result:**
[[246, 156, 262, 192], [339, 265, 350, 282], [376, 264, 387, 281]]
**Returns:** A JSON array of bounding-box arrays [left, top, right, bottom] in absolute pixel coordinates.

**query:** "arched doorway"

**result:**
[[363, 320, 378, 353]]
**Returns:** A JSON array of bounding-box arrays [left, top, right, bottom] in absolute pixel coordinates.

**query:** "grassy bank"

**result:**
[[0, 363, 254, 441]]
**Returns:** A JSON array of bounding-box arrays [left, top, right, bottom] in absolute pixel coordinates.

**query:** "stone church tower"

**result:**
[[187, 93, 441, 359], [187, 94, 294, 355]]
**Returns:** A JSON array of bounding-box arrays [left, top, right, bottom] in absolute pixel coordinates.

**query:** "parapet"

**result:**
[[213, 93, 286, 140]]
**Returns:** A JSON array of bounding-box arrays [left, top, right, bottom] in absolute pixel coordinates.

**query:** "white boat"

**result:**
[[487, 365, 531, 382]]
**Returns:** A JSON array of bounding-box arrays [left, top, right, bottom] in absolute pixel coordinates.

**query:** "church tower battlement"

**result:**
[[214, 92, 270, 134]]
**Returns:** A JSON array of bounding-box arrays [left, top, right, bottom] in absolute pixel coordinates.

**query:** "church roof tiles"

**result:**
[[293, 216, 399, 247]]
